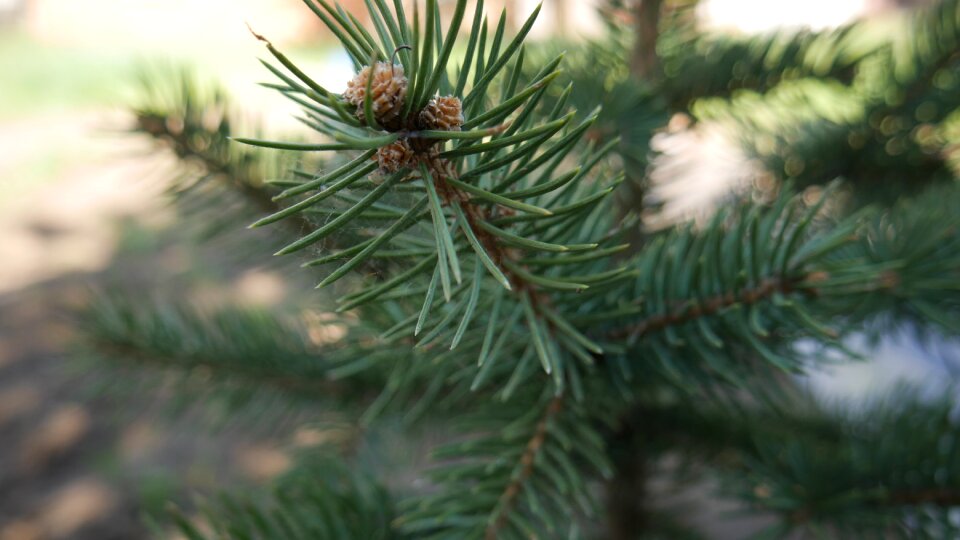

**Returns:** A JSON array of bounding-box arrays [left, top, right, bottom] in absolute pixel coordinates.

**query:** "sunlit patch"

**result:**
[[235, 444, 291, 481], [39, 478, 117, 538], [700, 0, 869, 33], [303, 310, 348, 345], [0, 385, 42, 428], [0, 519, 42, 540], [233, 269, 287, 307], [20, 404, 91, 471], [119, 421, 160, 461]]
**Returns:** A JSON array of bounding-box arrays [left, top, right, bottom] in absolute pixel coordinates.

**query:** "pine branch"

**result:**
[[607, 275, 815, 340], [585, 183, 960, 386], [88, 338, 338, 398], [169, 456, 401, 539], [716, 388, 960, 536], [140, 112, 281, 218], [485, 395, 564, 539], [395, 386, 615, 538], [693, 0, 960, 201], [133, 69, 316, 234], [615, 386, 960, 536], [658, 16, 882, 108], [243, 0, 624, 398], [78, 296, 390, 412]]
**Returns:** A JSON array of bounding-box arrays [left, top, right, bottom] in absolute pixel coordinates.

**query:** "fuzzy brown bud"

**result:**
[[419, 96, 464, 131], [374, 139, 416, 173], [344, 62, 408, 126]]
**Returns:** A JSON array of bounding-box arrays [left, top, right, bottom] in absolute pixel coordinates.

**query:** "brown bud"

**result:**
[[343, 62, 408, 126], [375, 139, 416, 173], [419, 96, 464, 131]]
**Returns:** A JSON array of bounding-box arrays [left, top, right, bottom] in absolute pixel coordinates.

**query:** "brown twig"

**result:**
[[426, 153, 554, 306], [485, 396, 565, 540], [788, 488, 960, 525], [411, 145, 572, 537], [607, 275, 816, 341], [887, 488, 960, 507]]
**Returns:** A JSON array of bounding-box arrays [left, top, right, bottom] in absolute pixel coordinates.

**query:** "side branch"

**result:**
[[89, 339, 340, 397], [608, 275, 815, 340], [136, 112, 315, 234], [485, 395, 565, 540], [788, 488, 960, 525], [887, 488, 960, 507]]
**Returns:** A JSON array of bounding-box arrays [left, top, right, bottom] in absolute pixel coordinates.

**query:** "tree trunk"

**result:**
[[606, 414, 649, 540], [631, 0, 664, 79]]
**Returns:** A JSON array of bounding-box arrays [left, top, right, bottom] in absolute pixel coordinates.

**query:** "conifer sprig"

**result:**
[[243, 0, 624, 395]]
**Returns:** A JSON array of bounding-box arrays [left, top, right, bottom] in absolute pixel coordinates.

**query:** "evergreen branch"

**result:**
[[430, 161, 596, 389], [657, 15, 883, 108], [88, 338, 338, 398], [133, 69, 316, 234], [170, 457, 401, 539], [396, 386, 614, 538], [618, 385, 960, 535], [136, 114, 277, 214], [588, 182, 958, 385], [110, 2, 960, 538], [485, 395, 564, 540], [716, 389, 960, 536], [77, 296, 388, 410], [786, 487, 960, 527], [573, 189, 844, 381], [246, 7, 621, 365], [606, 275, 812, 340], [690, 0, 960, 201], [150, 125, 276, 213]]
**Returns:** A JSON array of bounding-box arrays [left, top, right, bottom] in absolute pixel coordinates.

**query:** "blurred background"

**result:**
[[0, 0, 956, 539]]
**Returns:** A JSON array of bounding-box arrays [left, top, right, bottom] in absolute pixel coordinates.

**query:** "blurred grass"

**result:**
[[0, 31, 138, 118], [0, 32, 343, 205], [0, 29, 342, 119]]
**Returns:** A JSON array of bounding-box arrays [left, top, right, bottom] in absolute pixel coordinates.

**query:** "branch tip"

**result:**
[[246, 22, 269, 44]]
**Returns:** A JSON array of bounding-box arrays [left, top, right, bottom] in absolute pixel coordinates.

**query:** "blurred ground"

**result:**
[[0, 110, 305, 539]]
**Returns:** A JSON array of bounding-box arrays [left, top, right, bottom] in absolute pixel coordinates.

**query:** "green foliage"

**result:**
[[85, 297, 320, 385], [171, 458, 399, 540], [723, 389, 960, 538], [395, 388, 616, 539], [80, 296, 349, 415], [580, 0, 960, 204], [623, 385, 960, 537], [77, 1, 960, 538], [822, 183, 960, 334], [656, 5, 885, 108], [240, 0, 628, 401], [131, 67, 296, 236], [690, 0, 960, 201], [528, 29, 669, 175]]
